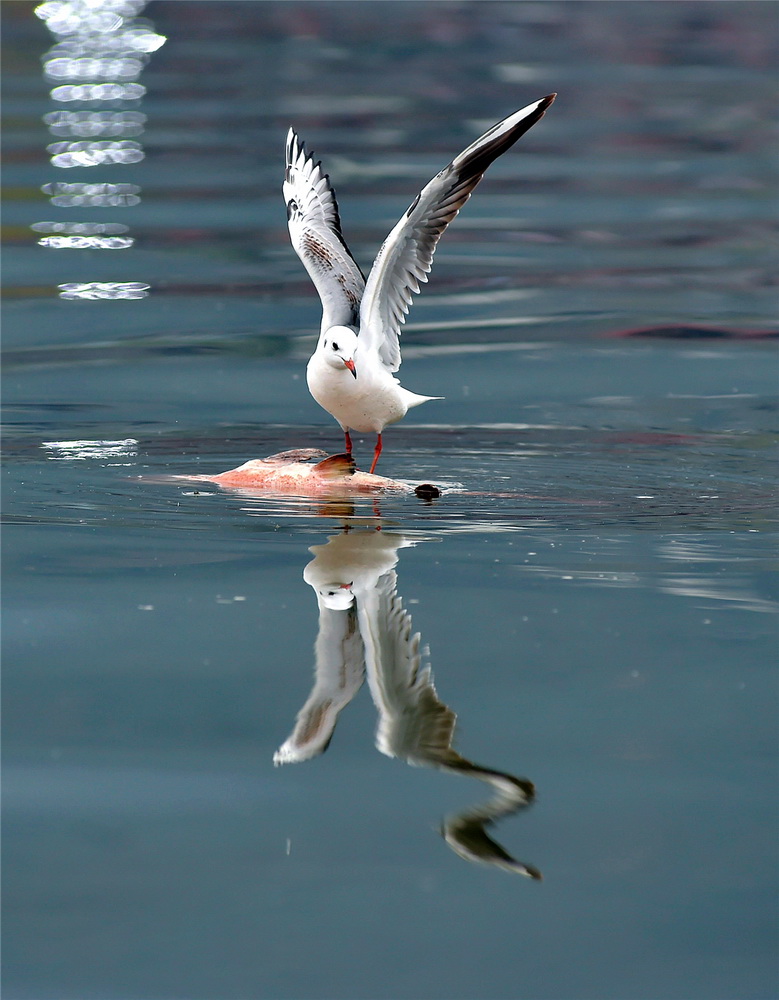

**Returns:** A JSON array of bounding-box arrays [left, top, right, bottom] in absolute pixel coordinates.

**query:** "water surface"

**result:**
[[2, 3, 777, 999]]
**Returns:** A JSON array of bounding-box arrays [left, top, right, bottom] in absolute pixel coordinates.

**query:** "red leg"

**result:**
[[344, 429, 352, 455], [369, 433, 382, 474]]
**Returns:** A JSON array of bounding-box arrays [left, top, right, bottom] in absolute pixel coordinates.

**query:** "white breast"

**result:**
[[306, 354, 408, 433]]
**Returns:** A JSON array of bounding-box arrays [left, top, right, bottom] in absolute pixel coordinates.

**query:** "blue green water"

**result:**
[[2, 3, 777, 998]]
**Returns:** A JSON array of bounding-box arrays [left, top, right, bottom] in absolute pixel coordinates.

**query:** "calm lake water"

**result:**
[[2, 2, 777, 999]]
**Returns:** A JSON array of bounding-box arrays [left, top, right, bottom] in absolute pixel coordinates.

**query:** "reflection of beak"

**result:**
[[344, 359, 357, 379]]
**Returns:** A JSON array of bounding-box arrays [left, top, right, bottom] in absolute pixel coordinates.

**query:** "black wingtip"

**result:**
[[454, 94, 556, 183]]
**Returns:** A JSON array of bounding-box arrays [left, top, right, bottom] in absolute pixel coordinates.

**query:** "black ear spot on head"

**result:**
[[332, 342, 339, 351]]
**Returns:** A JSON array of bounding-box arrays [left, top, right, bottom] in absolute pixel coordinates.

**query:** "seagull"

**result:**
[[284, 93, 556, 472]]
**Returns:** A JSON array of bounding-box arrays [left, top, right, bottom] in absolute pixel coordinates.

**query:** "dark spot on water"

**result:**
[[611, 325, 778, 340], [415, 483, 441, 500]]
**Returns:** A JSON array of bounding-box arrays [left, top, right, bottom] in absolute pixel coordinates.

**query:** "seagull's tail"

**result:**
[[402, 389, 444, 410]]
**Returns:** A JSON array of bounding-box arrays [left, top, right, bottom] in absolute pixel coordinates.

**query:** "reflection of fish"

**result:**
[[275, 528, 540, 877], [175, 448, 442, 498]]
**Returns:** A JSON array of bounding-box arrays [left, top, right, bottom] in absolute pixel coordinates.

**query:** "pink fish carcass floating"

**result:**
[[175, 449, 443, 499]]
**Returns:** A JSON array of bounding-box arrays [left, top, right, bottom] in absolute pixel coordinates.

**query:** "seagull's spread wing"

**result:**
[[284, 129, 365, 332], [358, 94, 556, 372]]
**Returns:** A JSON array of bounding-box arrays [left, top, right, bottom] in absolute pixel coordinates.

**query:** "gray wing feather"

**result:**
[[284, 129, 365, 333], [359, 94, 556, 372]]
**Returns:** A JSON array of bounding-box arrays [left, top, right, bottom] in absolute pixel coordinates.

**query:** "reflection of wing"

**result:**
[[359, 569, 459, 766], [358, 567, 541, 878], [273, 601, 365, 765], [443, 777, 541, 879]]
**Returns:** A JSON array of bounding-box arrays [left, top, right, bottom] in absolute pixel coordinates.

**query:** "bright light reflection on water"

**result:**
[[57, 281, 149, 299], [41, 180, 142, 207], [44, 109, 147, 137], [42, 438, 139, 460], [44, 55, 146, 79], [46, 138, 145, 167], [39, 235, 134, 249], [34, 0, 163, 276], [31, 221, 130, 234], [49, 81, 146, 100]]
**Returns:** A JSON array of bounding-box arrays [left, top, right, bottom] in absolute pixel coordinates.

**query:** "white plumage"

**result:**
[[284, 94, 556, 472]]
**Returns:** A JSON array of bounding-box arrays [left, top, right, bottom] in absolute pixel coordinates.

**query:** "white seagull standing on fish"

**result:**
[[284, 93, 556, 473]]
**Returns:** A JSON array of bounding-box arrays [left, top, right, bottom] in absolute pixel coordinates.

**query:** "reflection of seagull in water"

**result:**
[[273, 531, 414, 765], [284, 95, 556, 472], [274, 529, 540, 878]]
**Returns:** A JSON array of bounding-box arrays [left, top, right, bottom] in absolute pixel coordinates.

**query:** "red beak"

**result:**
[[344, 359, 357, 379]]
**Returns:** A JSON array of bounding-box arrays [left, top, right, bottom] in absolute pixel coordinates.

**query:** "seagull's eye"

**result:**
[[332, 342, 339, 352]]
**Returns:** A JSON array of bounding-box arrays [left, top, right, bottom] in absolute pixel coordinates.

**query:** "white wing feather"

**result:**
[[284, 129, 365, 333], [358, 94, 556, 372]]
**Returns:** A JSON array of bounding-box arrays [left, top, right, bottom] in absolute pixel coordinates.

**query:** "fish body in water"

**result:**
[[178, 449, 441, 498]]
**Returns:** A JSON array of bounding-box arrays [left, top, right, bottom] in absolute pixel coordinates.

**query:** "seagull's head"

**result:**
[[321, 326, 358, 378]]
